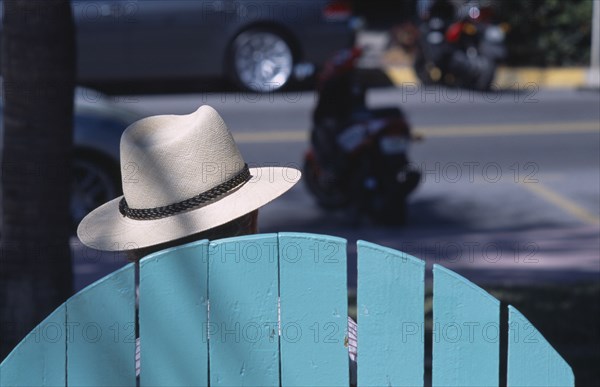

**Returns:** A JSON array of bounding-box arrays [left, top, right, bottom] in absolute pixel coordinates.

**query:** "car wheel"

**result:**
[[230, 29, 294, 92], [71, 153, 121, 230]]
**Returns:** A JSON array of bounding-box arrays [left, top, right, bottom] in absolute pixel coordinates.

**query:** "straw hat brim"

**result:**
[[77, 167, 300, 251]]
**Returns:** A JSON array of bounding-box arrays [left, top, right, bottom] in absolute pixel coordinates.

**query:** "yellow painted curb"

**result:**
[[385, 66, 419, 85], [494, 67, 587, 88], [385, 66, 589, 89]]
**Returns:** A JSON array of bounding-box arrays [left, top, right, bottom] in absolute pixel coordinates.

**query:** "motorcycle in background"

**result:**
[[414, 0, 508, 90], [303, 47, 421, 225]]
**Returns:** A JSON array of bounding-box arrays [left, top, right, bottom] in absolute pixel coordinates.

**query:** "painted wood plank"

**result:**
[[357, 241, 425, 387], [208, 234, 280, 386], [507, 306, 574, 387], [278, 233, 349, 387], [0, 304, 66, 387], [139, 240, 209, 387], [66, 263, 135, 387], [432, 265, 500, 387]]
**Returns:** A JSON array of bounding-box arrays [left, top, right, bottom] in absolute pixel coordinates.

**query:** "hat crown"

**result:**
[[120, 105, 245, 209]]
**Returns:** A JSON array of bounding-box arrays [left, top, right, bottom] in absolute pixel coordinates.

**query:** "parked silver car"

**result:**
[[72, 0, 357, 92], [0, 86, 140, 229]]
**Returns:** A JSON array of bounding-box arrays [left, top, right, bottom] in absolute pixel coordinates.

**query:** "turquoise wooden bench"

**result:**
[[0, 233, 574, 387]]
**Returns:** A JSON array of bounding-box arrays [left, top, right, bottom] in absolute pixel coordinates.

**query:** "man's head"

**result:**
[[78, 105, 300, 254], [126, 209, 258, 262]]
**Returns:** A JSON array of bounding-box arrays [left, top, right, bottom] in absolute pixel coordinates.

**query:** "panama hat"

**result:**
[[77, 105, 300, 251]]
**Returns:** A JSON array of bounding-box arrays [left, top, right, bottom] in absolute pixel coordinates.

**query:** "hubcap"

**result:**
[[234, 31, 293, 92]]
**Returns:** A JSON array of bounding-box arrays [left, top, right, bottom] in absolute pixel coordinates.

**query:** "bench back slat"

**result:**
[[139, 240, 209, 387], [279, 233, 349, 387], [66, 264, 136, 387], [0, 305, 66, 387], [208, 234, 280, 386], [357, 240, 425, 387], [507, 305, 575, 387], [432, 264, 500, 387]]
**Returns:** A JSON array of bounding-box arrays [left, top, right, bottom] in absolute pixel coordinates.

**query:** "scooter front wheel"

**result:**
[[475, 57, 497, 91], [413, 50, 436, 85]]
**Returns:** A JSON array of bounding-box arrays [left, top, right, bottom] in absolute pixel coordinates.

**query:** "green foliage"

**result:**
[[498, 0, 593, 66]]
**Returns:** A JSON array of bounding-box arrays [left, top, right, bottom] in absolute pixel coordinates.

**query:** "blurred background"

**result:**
[[1, 0, 599, 384]]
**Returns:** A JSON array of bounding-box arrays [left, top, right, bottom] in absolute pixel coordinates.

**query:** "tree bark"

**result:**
[[1, 0, 75, 360]]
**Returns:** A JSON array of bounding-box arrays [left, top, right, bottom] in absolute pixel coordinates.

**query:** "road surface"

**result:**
[[72, 87, 600, 290]]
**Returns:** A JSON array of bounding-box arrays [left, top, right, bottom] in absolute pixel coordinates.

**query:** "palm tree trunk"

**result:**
[[1, 0, 75, 360]]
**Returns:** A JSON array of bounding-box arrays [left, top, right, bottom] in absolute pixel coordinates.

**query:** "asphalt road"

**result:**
[[72, 87, 600, 290]]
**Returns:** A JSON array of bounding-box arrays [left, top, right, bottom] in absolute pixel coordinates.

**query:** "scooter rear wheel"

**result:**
[[372, 198, 407, 226], [303, 156, 349, 210]]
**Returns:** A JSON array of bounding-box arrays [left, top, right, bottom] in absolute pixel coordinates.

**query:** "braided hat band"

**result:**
[[119, 164, 252, 220]]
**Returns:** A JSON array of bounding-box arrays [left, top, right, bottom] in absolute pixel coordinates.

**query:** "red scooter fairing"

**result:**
[[304, 48, 421, 225]]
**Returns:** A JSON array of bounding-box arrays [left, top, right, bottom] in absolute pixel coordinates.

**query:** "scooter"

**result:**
[[303, 48, 421, 225], [414, 0, 507, 90]]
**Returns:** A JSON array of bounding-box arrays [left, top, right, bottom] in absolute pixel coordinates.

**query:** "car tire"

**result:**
[[229, 28, 295, 92], [71, 151, 121, 231]]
